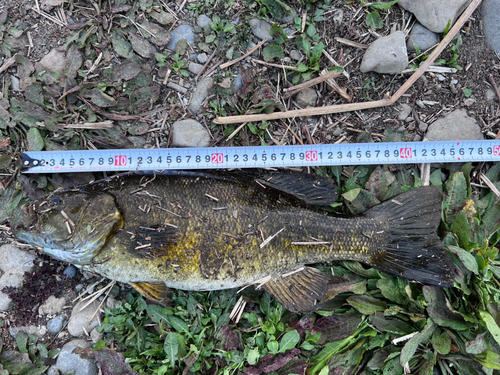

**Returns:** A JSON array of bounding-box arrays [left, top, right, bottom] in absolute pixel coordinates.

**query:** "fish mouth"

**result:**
[[13, 192, 123, 265]]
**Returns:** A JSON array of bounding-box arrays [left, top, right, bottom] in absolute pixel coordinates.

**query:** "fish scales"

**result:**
[[13, 171, 455, 313]]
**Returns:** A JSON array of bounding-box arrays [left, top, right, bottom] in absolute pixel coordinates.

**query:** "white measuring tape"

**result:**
[[21, 140, 500, 174]]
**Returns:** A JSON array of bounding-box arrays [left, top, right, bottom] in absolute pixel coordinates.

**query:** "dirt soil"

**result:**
[[0, 0, 499, 356]]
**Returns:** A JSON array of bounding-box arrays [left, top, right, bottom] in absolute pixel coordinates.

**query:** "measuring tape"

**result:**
[[21, 140, 500, 174]]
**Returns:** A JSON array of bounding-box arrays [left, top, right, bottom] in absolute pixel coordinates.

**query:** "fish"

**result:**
[[12, 170, 455, 313]]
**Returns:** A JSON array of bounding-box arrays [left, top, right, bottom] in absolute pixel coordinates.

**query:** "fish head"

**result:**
[[13, 191, 123, 265]]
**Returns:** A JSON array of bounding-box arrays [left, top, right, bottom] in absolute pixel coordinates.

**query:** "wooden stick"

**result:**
[[251, 58, 300, 71], [214, 0, 482, 125], [335, 37, 367, 50], [488, 74, 500, 102], [220, 39, 267, 69], [0, 54, 17, 75], [283, 70, 342, 93]]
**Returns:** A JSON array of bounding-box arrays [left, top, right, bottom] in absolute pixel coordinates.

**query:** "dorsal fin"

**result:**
[[126, 225, 179, 259], [257, 171, 337, 206], [262, 266, 328, 313], [130, 282, 172, 305]]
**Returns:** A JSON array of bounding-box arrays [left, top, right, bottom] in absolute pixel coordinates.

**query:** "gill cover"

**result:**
[[14, 192, 122, 265]]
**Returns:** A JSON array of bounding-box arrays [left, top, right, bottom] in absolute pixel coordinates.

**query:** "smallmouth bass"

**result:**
[[13, 171, 455, 313]]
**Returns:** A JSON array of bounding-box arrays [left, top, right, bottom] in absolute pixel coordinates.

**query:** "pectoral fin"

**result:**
[[127, 225, 179, 259], [262, 266, 328, 313], [130, 282, 172, 305], [257, 171, 337, 206]]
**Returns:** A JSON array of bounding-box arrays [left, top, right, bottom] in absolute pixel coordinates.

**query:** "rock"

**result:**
[[197, 53, 208, 63], [246, 41, 261, 57], [47, 339, 97, 375], [188, 62, 203, 75], [105, 296, 119, 310], [47, 315, 66, 334], [11, 75, 20, 91], [63, 264, 77, 278], [90, 327, 104, 343], [483, 0, 500, 54], [39, 48, 67, 74], [360, 31, 408, 74], [167, 24, 195, 50], [437, 74, 446, 82], [9, 325, 47, 338], [281, 10, 296, 23], [248, 18, 272, 40], [197, 14, 211, 28], [127, 136, 147, 148], [463, 98, 476, 106], [486, 88, 499, 102], [406, 23, 440, 52], [416, 99, 426, 109], [332, 8, 344, 27], [39, 295, 66, 315], [419, 121, 429, 133], [0, 244, 35, 311], [290, 50, 302, 61], [233, 70, 243, 90], [397, 103, 412, 121], [295, 88, 318, 108], [425, 109, 484, 141], [188, 76, 213, 114], [67, 300, 102, 337], [398, 0, 470, 33], [172, 119, 211, 147]]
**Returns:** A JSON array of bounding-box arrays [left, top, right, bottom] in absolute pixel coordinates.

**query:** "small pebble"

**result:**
[[419, 122, 429, 132], [413, 135, 422, 141], [416, 99, 426, 109], [74, 284, 84, 293], [47, 316, 66, 335], [437, 74, 446, 81], [405, 117, 414, 123], [451, 79, 458, 85], [197, 53, 208, 64], [396, 126, 406, 133], [11, 76, 20, 91], [63, 265, 77, 278]]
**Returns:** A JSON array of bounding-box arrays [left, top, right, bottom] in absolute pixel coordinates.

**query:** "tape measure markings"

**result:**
[[21, 140, 500, 174]]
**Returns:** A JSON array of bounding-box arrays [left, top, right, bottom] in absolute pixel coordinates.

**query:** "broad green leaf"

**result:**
[[146, 305, 173, 323], [482, 201, 500, 238], [279, 330, 300, 353], [448, 245, 478, 275], [347, 295, 387, 315], [246, 347, 260, 365], [166, 315, 191, 337], [311, 42, 324, 65], [443, 171, 468, 224], [342, 188, 380, 213], [112, 32, 134, 59], [400, 319, 435, 366], [364, 0, 399, 10], [163, 333, 178, 368], [270, 24, 287, 44], [465, 332, 488, 354], [366, 11, 383, 30], [306, 24, 317, 38], [450, 210, 470, 249], [223, 23, 236, 33], [296, 35, 311, 57], [429, 169, 443, 187], [370, 314, 414, 336], [478, 310, 500, 346], [267, 340, 279, 353], [475, 350, 500, 370], [423, 286, 471, 330], [263, 45, 285, 61], [431, 328, 451, 355], [16, 331, 28, 353], [27, 128, 44, 151]]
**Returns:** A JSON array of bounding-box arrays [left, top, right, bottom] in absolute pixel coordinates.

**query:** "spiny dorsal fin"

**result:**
[[130, 282, 172, 305], [257, 171, 337, 206], [262, 266, 328, 314], [127, 225, 179, 259]]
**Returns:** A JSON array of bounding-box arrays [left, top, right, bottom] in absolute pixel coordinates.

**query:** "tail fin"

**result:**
[[365, 186, 455, 287]]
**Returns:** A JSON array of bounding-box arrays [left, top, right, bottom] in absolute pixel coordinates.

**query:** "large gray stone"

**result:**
[[425, 109, 483, 141], [39, 48, 67, 74], [295, 88, 318, 108], [39, 295, 66, 315], [167, 24, 195, 50], [407, 23, 440, 52], [0, 244, 36, 311], [172, 119, 211, 147], [67, 300, 102, 337], [248, 18, 272, 40], [188, 76, 213, 114], [9, 325, 47, 338], [47, 339, 97, 375], [360, 31, 408, 74], [483, 0, 500, 54], [398, 0, 471, 33]]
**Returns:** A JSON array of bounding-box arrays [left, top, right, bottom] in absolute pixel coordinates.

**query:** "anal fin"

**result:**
[[262, 266, 328, 314], [130, 282, 172, 305]]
